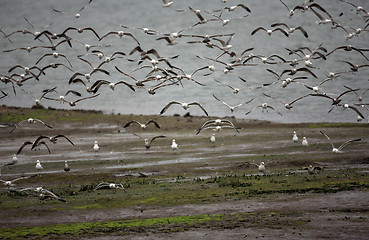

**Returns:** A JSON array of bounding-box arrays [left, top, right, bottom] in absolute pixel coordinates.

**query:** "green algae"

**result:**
[[0, 214, 223, 239]]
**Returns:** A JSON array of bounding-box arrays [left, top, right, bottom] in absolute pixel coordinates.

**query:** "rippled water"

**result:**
[[0, 0, 368, 123]]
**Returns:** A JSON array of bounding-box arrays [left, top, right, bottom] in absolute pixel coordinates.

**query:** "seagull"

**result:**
[[93, 141, 100, 155], [210, 13, 249, 26], [160, 101, 209, 116], [35, 52, 73, 68], [326, 45, 369, 61], [162, 0, 174, 7], [320, 131, 361, 153], [131, 133, 166, 149], [196, 119, 240, 135], [121, 25, 160, 35], [20, 187, 67, 202], [94, 182, 126, 192], [10, 118, 53, 133], [35, 160, 43, 170], [123, 120, 160, 130], [329, 103, 365, 119], [12, 154, 18, 164], [270, 23, 308, 38], [52, 0, 93, 19], [245, 103, 283, 116], [99, 31, 140, 45], [251, 27, 289, 37], [310, 87, 359, 106], [292, 131, 299, 142], [210, 134, 216, 143], [339, 61, 369, 73], [69, 68, 110, 82], [0, 174, 37, 188], [213, 94, 253, 113], [344, 85, 369, 102], [339, 0, 368, 15], [279, 0, 295, 17], [302, 137, 309, 146], [89, 79, 136, 92], [64, 161, 70, 172], [129, 45, 160, 59], [17, 140, 50, 155], [303, 165, 322, 174], [262, 93, 310, 110], [57, 26, 101, 40], [31, 134, 75, 150], [44, 94, 100, 107], [214, 79, 258, 94], [251, 161, 270, 173], [171, 139, 179, 150], [219, 4, 251, 16]]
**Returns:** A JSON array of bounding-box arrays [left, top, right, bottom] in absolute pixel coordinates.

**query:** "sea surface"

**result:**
[[0, 0, 368, 123]]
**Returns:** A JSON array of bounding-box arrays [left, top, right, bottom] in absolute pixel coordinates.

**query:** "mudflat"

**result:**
[[0, 106, 368, 239]]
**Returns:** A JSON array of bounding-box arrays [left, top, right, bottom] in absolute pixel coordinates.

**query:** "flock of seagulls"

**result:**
[[1, 0, 368, 202], [0, 0, 367, 121]]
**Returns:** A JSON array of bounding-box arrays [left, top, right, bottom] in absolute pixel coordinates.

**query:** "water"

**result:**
[[0, 0, 368, 123]]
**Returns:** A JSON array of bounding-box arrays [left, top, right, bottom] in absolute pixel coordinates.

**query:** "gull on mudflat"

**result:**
[[123, 120, 160, 130], [251, 161, 271, 173], [12, 154, 18, 164], [160, 101, 209, 116], [171, 139, 179, 150], [35, 160, 43, 170], [292, 131, 299, 142], [303, 165, 322, 174], [132, 133, 166, 149], [10, 118, 53, 133], [64, 161, 70, 172], [94, 182, 126, 192], [320, 131, 361, 153], [302, 137, 309, 146], [20, 187, 67, 202], [210, 134, 216, 143], [93, 141, 100, 155], [213, 94, 253, 113], [0, 174, 37, 188]]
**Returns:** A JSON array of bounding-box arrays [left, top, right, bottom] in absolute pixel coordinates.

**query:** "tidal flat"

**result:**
[[0, 106, 368, 239]]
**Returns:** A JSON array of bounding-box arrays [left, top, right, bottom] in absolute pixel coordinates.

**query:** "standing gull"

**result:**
[[93, 141, 100, 155], [35, 160, 43, 170]]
